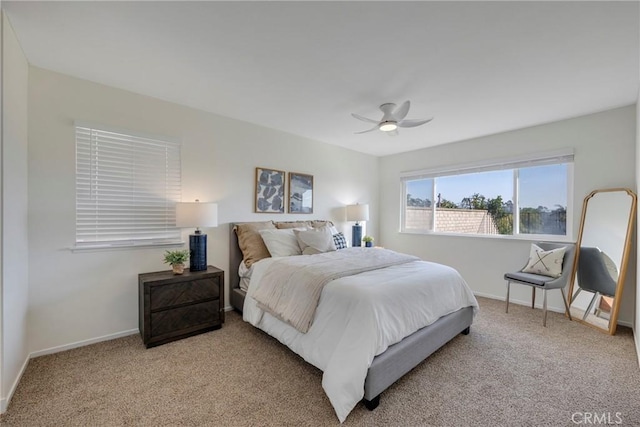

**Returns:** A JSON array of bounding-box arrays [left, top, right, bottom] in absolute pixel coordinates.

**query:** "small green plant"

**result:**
[[362, 235, 374, 243], [163, 249, 189, 265]]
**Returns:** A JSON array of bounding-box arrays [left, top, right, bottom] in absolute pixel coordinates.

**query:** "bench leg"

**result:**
[[543, 288, 548, 327], [583, 292, 599, 321], [461, 326, 470, 335], [560, 288, 572, 320], [505, 281, 510, 313], [531, 287, 536, 309]]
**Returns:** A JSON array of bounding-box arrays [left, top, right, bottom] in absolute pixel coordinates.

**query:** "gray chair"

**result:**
[[504, 242, 575, 326], [573, 246, 617, 320]]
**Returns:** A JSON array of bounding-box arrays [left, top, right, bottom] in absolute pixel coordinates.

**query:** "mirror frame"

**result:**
[[568, 188, 637, 334]]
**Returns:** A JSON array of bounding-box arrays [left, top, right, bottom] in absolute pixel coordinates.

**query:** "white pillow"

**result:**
[[294, 227, 337, 255], [522, 244, 566, 278], [259, 228, 303, 257]]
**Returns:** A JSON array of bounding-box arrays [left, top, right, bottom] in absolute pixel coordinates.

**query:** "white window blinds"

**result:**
[[75, 125, 182, 248], [400, 149, 574, 181]]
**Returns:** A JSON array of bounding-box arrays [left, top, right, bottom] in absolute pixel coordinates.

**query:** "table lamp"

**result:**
[[346, 203, 369, 247], [176, 200, 218, 271]]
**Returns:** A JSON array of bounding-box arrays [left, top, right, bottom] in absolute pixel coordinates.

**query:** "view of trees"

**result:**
[[406, 192, 566, 235], [457, 193, 512, 234], [406, 194, 431, 208]]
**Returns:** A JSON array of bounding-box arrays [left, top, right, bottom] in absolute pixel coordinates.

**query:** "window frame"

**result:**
[[74, 122, 183, 250], [399, 149, 574, 241]]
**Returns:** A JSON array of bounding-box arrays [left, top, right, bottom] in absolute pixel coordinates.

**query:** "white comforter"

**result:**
[[244, 248, 479, 423]]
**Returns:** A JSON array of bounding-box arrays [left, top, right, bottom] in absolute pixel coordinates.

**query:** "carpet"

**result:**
[[1, 297, 638, 426]]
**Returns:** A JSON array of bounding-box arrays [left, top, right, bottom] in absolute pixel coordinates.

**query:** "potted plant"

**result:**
[[362, 235, 374, 248], [163, 249, 190, 274]]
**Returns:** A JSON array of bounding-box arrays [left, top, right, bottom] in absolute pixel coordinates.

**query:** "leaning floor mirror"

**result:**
[[568, 188, 637, 334]]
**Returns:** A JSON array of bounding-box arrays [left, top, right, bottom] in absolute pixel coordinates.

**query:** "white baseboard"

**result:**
[[473, 291, 634, 328], [2, 329, 139, 413], [618, 319, 633, 328], [473, 291, 566, 314], [30, 329, 139, 358], [635, 328, 640, 368], [0, 354, 30, 414]]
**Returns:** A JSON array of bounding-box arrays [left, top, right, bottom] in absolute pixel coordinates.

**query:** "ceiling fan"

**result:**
[[351, 100, 432, 135]]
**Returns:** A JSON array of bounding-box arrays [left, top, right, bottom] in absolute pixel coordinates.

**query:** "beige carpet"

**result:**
[[2, 297, 638, 426]]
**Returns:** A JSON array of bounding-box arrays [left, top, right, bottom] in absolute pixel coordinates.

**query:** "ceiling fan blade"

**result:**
[[397, 118, 433, 128], [351, 113, 380, 124], [392, 100, 410, 121], [354, 125, 379, 134]]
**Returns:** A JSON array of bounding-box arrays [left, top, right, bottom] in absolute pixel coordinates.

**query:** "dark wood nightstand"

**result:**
[[138, 265, 224, 348]]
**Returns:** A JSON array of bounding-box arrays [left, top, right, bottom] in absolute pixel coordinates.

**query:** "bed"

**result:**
[[229, 221, 478, 422]]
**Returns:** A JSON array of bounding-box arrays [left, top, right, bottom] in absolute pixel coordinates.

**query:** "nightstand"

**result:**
[[139, 265, 224, 348]]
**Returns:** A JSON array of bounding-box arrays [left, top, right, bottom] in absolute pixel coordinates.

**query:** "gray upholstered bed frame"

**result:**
[[229, 223, 473, 410]]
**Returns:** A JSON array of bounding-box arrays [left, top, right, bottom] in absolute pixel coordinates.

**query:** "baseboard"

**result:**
[[473, 291, 566, 314], [30, 328, 139, 358], [474, 292, 634, 328], [635, 327, 640, 368], [2, 329, 139, 413], [0, 353, 30, 414], [618, 319, 633, 328]]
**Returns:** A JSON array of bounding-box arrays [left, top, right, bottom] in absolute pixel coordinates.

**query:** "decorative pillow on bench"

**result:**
[[522, 244, 565, 278]]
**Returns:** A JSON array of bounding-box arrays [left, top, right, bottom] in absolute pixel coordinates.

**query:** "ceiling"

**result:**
[[4, 1, 639, 157]]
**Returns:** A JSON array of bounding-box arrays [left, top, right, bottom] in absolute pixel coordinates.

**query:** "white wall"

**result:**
[[27, 67, 378, 355], [379, 106, 637, 324], [1, 12, 30, 412], [1, 10, 4, 410], [636, 31, 640, 361]]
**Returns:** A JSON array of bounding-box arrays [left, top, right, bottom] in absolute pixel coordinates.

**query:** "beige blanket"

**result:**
[[251, 248, 419, 333]]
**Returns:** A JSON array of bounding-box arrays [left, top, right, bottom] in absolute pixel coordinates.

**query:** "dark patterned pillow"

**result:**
[[332, 232, 348, 250]]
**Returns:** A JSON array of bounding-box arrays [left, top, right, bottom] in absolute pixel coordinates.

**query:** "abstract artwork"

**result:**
[[289, 172, 313, 214], [255, 167, 285, 213]]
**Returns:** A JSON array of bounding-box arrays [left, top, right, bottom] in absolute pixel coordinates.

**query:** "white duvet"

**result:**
[[243, 249, 479, 423]]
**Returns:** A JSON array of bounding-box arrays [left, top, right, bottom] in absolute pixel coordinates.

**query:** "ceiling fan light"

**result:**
[[379, 121, 398, 132]]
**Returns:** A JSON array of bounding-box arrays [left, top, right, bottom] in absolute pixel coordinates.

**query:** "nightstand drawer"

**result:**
[[150, 278, 220, 310], [150, 300, 220, 337]]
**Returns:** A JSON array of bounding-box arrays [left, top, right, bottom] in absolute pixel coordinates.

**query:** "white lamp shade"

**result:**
[[175, 202, 218, 228], [346, 204, 369, 222]]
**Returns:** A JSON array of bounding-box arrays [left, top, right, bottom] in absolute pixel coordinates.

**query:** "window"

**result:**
[[401, 150, 573, 239], [75, 124, 182, 249]]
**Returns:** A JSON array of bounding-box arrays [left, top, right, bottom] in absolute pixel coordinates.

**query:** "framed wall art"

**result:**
[[255, 167, 285, 213], [289, 172, 313, 214]]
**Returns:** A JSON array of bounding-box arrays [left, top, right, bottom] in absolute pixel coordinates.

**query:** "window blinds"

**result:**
[[75, 125, 182, 248], [400, 149, 574, 181]]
